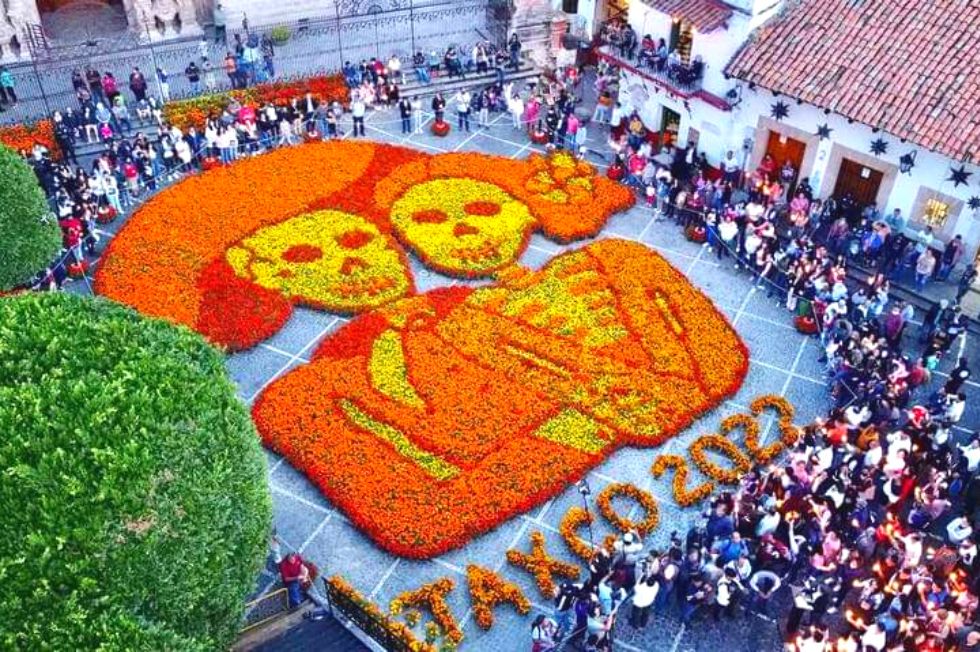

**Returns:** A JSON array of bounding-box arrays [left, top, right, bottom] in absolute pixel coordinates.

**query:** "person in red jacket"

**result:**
[[278, 551, 328, 614], [279, 553, 307, 607]]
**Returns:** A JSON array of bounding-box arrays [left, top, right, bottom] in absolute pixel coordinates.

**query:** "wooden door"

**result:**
[[661, 107, 680, 147], [765, 132, 805, 177], [833, 158, 883, 207], [764, 131, 806, 195]]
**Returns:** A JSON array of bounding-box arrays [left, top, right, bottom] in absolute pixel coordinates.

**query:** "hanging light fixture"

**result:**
[[898, 150, 917, 174]]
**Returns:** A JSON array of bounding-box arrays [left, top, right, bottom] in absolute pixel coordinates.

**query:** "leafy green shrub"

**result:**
[[0, 293, 272, 650], [0, 144, 61, 291], [269, 25, 291, 44]]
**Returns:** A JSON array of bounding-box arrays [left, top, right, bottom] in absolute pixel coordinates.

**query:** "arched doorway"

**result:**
[[38, 0, 130, 43]]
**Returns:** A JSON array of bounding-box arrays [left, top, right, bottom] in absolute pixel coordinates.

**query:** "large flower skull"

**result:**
[[389, 178, 536, 276], [225, 210, 411, 312]]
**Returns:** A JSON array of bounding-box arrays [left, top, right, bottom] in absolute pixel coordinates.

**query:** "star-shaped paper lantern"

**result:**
[[969, 196, 980, 211], [948, 165, 972, 188], [870, 138, 889, 156], [816, 123, 833, 140], [770, 101, 789, 121]]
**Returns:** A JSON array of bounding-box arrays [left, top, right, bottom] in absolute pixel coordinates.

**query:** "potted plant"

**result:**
[[67, 260, 89, 278], [431, 119, 451, 137], [684, 222, 707, 243], [96, 205, 118, 225], [794, 314, 819, 335], [269, 25, 291, 45]]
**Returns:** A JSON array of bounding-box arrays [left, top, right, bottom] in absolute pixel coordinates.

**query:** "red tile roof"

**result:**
[[641, 0, 733, 33], [725, 0, 980, 164]]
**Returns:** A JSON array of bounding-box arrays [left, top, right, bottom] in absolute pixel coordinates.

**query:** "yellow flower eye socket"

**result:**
[[390, 178, 536, 277]]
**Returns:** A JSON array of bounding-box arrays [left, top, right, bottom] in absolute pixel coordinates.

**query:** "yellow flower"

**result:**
[[226, 210, 411, 313], [389, 178, 535, 277]]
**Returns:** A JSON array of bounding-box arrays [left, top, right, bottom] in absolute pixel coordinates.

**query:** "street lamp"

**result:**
[[575, 478, 596, 551], [899, 150, 917, 175]]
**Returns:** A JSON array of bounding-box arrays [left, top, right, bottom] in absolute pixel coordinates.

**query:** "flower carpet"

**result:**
[[96, 140, 751, 559], [89, 116, 840, 650]]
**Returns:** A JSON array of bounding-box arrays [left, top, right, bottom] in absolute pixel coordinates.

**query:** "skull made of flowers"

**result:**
[[388, 178, 536, 275], [225, 210, 411, 312]]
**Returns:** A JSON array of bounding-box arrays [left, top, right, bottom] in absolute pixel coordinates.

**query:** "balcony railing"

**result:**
[[597, 44, 704, 94]]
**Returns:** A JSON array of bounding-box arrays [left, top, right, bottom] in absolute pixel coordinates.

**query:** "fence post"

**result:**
[[142, 18, 164, 99], [409, 0, 416, 56], [334, 3, 345, 66]]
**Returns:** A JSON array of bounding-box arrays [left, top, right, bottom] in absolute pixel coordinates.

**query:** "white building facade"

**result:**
[[584, 0, 980, 270]]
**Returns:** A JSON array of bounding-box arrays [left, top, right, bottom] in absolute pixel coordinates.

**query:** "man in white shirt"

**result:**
[[454, 90, 471, 132], [723, 150, 740, 185], [351, 96, 366, 137], [712, 567, 743, 620], [959, 438, 980, 473], [629, 574, 659, 629]]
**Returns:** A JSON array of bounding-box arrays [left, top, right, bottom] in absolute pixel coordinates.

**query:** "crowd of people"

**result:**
[[525, 55, 980, 652], [342, 34, 522, 91], [10, 31, 980, 651], [15, 35, 548, 291], [534, 370, 980, 652], [597, 18, 705, 87]]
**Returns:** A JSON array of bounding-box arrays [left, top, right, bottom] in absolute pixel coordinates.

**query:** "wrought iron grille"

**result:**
[[324, 581, 417, 652]]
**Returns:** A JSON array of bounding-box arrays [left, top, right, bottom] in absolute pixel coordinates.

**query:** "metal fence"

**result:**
[[1, 0, 512, 125], [240, 586, 292, 633], [324, 579, 416, 652]]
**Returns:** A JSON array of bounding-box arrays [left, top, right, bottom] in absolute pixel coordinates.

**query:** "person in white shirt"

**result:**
[[713, 567, 742, 620], [797, 628, 832, 652], [411, 96, 423, 134], [174, 138, 192, 172], [504, 82, 523, 129], [387, 54, 402, 83], [946, 393, 966, 424], [886, 429, 912, 458], [898, 532, 923, 569], [277, 118, 294, 146], [453, 90, 471, 132], [629, 574, 659, 629], [861, 622, 887, 651], [350, 96, 366, 137], [948, 519, 974, 545], [959, 438, 980, 473], [609, 102, 624, 129], [102, 172, 123, 215]]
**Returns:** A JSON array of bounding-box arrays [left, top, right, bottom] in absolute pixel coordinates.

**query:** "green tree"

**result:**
[[0, 293, 273, 650], [0, 144, 61, 290]]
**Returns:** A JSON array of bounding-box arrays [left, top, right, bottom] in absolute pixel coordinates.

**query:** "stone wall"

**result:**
[[0, 0, 41, 59]]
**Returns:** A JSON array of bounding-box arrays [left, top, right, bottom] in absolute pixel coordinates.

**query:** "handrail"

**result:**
[[324, 581, 417, 652]]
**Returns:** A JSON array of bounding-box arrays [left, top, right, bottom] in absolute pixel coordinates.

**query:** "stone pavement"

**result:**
[[61, 105, 980, 652]]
